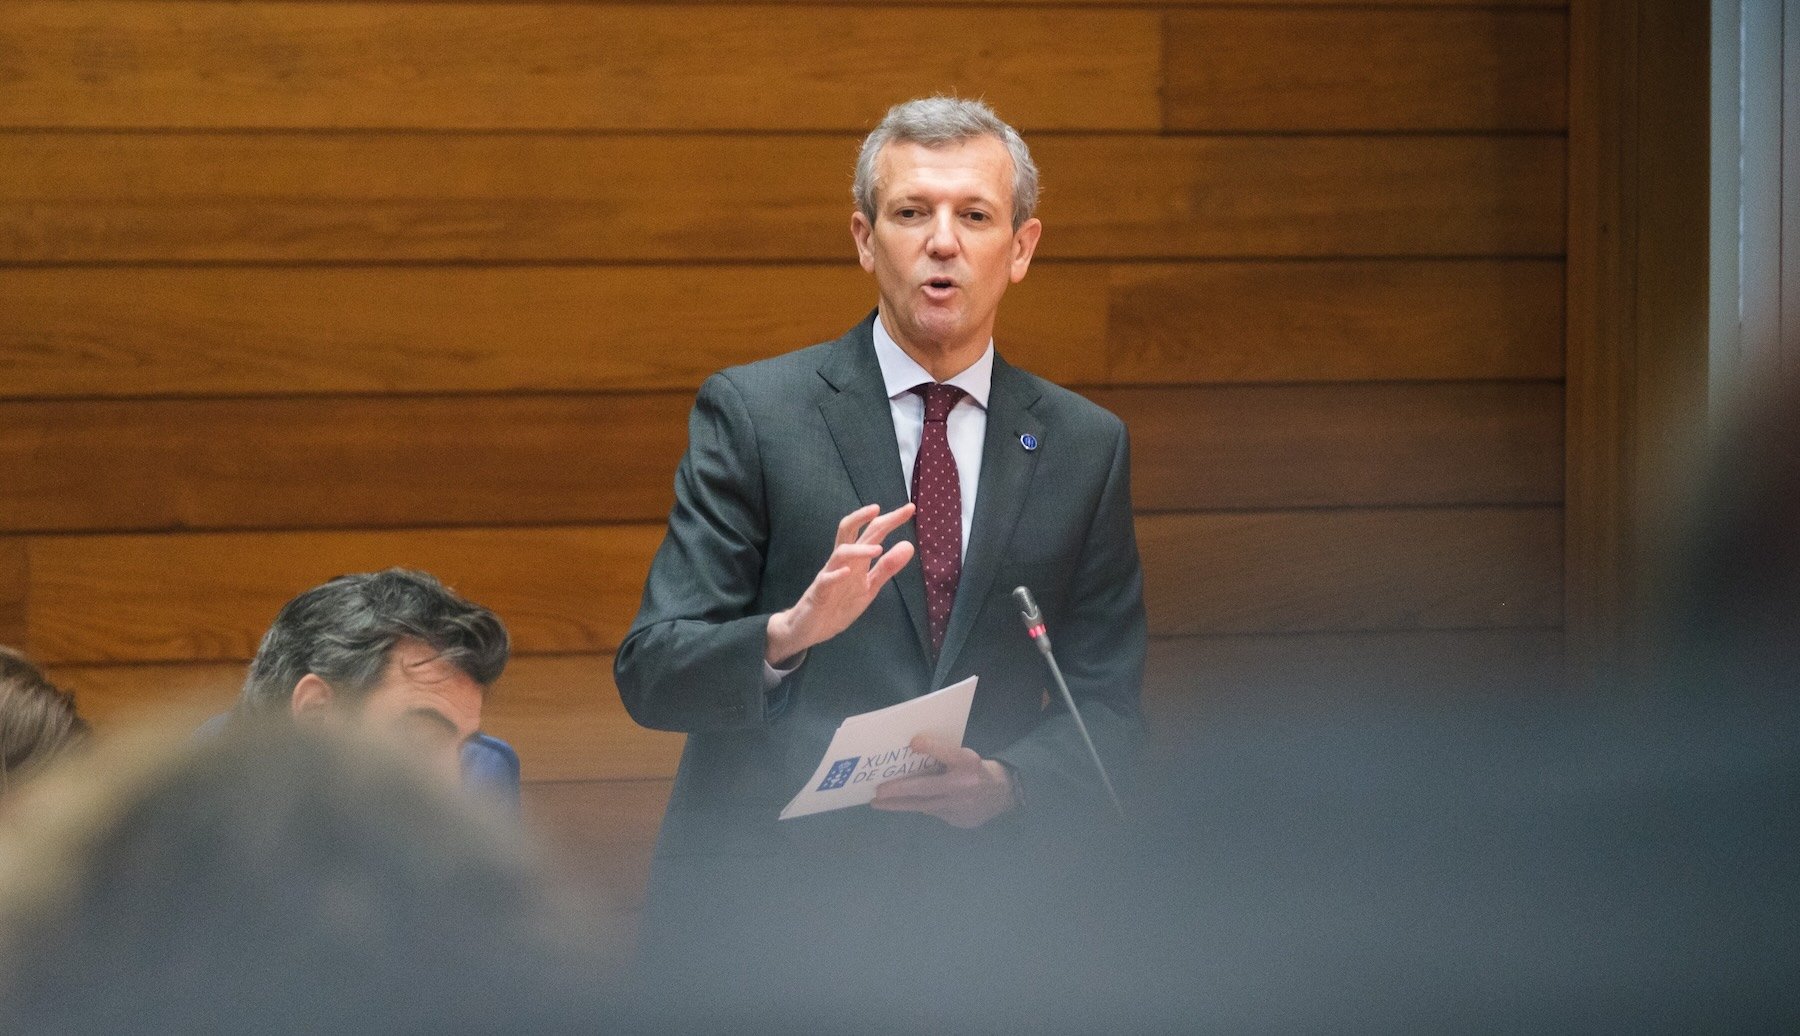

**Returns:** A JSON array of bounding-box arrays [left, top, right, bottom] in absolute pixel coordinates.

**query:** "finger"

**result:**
[[834, 503, 882, 547], [871, 773, 957, 805], [865, 541, 915, 588], [857, 502, 917, 545], [821, 542, 883, 572], [909, 734, 978, 772]]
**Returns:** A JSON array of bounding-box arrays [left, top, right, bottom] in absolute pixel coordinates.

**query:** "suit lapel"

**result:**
[[933, 353, 1042, 686], [816, 317, 933, 663]]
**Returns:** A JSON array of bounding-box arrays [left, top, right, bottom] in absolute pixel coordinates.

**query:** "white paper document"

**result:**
[[778, 676, 978, 821]]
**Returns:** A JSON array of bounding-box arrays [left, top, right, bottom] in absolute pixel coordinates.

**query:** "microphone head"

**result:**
[[1011, 585, 1042, 625]]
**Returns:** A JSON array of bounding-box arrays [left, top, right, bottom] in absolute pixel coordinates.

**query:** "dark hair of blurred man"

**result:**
[[0, 645, 88, 795], [238, 568, 508, 781]]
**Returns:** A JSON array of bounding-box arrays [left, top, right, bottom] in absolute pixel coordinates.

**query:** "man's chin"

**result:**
[[908, 311, 970, 350]]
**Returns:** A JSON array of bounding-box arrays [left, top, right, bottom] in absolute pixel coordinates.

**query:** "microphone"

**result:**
[[1012, 586, 1124, 818], [1013, 584, 1051, 652]]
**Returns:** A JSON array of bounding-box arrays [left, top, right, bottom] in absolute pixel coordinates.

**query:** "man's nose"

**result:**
[[925, 210, 959, 257]]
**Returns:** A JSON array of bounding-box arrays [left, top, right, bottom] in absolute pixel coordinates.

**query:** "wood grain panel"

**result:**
[[0, 540, 27, 648], [0, 393, 693, 532], [1106, 260, 1564, 384], [1043, 136, 1566, 260], [0, 3, 1159, 131], [0, 260, 1554, 401], [1, 134, 1565, 262], [25, 526, 664, 664], [1138, 507, 1563, 636], [42, 660, 243, 724], [0, 264, 1104, 399], [3, 382, 1561, 533], [191, 0, 1566, 7], [25, 510, 1558, 664], [696, 0, 1564, 5], [521, 778, 669, 926], [481, 655, 682, 782], [1098, 383, 1564, 513], [1166, 9, 1567, 132], [48, 653, 684, 782]]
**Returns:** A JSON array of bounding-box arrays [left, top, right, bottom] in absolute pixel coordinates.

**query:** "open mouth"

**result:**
[[924, 278, 957, 294]]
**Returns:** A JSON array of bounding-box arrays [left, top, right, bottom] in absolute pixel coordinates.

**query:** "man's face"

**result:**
[[851, 136, 1042, 359], [294, 638, 484, 782]]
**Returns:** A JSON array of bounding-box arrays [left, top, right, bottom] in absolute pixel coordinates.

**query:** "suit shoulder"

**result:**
[[712, 339, 837, 398]]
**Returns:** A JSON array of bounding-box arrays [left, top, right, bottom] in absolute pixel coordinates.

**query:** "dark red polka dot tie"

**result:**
[[911, 383, 966, 657]]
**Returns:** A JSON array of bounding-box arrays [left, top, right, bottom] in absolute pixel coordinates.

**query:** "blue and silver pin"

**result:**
[[1019, 433, 1039, 451]]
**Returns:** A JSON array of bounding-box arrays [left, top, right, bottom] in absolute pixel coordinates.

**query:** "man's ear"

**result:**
[[290, 673, 336, 722], [850, 210, 877, 272], [1008, 217, 1043, 284]]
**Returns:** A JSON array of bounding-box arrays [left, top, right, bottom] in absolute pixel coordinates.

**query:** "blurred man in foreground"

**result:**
[[0, 721, 620, 1032]]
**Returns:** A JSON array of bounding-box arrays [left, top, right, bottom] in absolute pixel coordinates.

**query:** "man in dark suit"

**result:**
[[614, 97, 1146, 1020]]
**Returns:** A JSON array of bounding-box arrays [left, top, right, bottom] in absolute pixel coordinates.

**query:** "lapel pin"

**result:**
[[1019, 433, 1039, 452]]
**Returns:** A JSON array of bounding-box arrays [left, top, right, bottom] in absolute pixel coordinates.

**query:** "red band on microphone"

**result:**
[[1027, 624, 1047, 639]]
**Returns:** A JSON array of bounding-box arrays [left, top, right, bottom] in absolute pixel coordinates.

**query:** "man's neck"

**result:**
[[878, 313, 991, 383]]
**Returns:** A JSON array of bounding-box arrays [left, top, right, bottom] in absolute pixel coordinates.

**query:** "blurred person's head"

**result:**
[[1665, 378, 1800, 697], [239, 569, 507, 778], [0, 646, 88, 795], [0, 720, 615, 1032]]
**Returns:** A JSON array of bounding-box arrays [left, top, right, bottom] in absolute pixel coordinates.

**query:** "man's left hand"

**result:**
[[870, 734, 1016, 829]]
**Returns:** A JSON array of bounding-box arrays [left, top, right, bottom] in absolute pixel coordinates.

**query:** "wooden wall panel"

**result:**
[[192, 0, 1566, 7], [0, 3, 1161, 131], [1139, 507, 1563, 636], [1104, 383, 1564, 512], [1166, 9, 1567, 132], [5, 0, 1572, 922], [50, 653, 684, 782], [1045, 137, 1565, 260], [25, 526, 663, 664], [0, 540, 27, 648], [0, 260, 1557, 400], [44, 626, 1571, 808], [0, 135, 1565, 262], [3, 384, 1558, 534], [0, 394, 693, 532], [49, 626, 1567, 786], [22, 511, 1558, 664], [0, 265, 1107, 400], [1106, 260, 1564, 384], [521, 778, 670, 933], [0, 4, 1572, 134], [481, 655, 683, 782], [40, 660, 243, 724]]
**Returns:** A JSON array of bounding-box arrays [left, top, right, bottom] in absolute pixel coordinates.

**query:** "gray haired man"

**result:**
[[240, 568, 509, 782], [616, 97, 1146, 1013]]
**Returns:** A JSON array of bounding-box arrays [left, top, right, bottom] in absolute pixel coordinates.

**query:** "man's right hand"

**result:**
[[764, 503, 916, 666]]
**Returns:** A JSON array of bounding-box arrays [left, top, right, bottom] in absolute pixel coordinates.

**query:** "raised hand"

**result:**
[[764, 503, 916, 665]]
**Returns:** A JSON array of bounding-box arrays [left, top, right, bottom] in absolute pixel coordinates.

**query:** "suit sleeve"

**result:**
[[614, 373, 787, 732], [991, 417, 1147, 813]]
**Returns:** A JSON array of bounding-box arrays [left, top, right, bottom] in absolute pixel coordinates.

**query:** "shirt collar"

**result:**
[[872, 311, 993, 409]]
